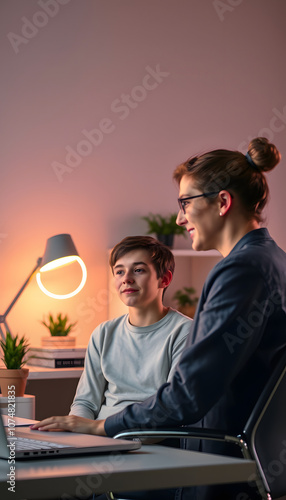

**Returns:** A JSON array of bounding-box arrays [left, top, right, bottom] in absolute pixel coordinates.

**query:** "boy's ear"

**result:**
[[159, 270, 172, 289]]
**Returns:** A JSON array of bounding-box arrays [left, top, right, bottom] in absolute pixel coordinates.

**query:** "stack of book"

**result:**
[[27, 346, 86, 369]]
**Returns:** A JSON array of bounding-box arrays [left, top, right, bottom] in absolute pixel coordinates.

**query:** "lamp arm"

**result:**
[[0, 257, 42, 339]]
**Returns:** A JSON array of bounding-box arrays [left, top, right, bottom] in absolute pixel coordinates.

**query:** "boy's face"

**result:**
[[112, 249, 166, 309]]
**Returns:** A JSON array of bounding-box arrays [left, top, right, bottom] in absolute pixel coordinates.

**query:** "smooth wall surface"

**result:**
[[1, 0, 286, 346]]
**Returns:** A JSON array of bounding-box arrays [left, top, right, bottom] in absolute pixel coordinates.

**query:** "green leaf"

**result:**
[[40, 313, 77, 337], [142, 213, 187, 237], [173, 287, 199, 307], [0, 331, 31, 369]]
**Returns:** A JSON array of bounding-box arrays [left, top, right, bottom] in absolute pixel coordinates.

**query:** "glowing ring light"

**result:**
[[36, 256, 87, 299]]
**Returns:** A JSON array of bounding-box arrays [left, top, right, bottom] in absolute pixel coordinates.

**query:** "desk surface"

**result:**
[[0, 443, 256, 500]]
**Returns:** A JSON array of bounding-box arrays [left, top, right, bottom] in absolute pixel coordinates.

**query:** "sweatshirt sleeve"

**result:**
[[69, 325, 107, 419], [167, 313, 191, 381], [105, 260, 269, 436]]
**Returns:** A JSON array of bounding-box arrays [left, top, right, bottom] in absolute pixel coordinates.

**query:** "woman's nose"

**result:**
[[176, 209, 187, 226]]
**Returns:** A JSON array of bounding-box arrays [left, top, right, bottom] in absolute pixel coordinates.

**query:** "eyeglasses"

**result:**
[[178, 192, 220, 214]]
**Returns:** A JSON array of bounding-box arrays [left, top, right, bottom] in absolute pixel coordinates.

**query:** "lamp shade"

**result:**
[[0, 233, 87, 340], [40, 234, 80, 271], [36, 234, 87, 299]]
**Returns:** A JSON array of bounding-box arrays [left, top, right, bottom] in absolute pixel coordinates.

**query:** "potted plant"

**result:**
[[142, 213, 187, 248], [0, 331, 31, 396], [173, 287, 199, 318], [40, 313, 77, 348]]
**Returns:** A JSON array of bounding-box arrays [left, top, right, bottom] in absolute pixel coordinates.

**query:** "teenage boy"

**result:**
[[68, 235, 192, 420]]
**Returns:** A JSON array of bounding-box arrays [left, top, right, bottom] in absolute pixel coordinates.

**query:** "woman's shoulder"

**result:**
[[205, 234, 286, 297]]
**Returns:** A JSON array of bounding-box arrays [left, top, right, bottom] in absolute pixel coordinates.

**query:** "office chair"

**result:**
[[106, 349, 286, 500]]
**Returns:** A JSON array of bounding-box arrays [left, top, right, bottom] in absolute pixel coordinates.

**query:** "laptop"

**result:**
[[0, 412, 141, 460]]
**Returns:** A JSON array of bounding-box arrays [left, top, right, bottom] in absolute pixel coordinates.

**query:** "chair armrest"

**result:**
[[114, 427, 239, 443]]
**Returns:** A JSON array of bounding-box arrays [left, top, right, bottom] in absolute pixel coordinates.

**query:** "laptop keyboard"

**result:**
[[16, 436, 71, 451]]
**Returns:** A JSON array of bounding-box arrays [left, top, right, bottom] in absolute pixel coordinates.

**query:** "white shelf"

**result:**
[[27, 366, 83, 380], [172, 249, 221, 257], [109, 248, 221, 257]]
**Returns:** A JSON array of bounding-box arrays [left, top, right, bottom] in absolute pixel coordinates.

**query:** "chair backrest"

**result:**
[[242, 349, 286, 499]]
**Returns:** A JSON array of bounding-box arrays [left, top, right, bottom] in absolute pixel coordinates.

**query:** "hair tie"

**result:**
[[245, 152, 259, 171]]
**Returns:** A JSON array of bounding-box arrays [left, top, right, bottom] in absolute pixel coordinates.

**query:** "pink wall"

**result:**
[[1, 0, 286, 346]]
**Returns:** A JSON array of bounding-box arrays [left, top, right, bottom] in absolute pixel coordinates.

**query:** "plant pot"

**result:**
[[41, 336, 76, 348], [156, 234, 174, 248], [179, 305, 197, 319], [0, 368, 29, 397]]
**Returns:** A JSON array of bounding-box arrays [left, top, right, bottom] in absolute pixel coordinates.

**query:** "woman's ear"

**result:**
[[159, 270, 173, 289], [218, 190, 233, 216]]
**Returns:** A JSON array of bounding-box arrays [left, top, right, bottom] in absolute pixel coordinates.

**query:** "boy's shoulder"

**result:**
[[88, 314, 128, 346], [167, 307, 193, 324], [91, 314, 128, 337]]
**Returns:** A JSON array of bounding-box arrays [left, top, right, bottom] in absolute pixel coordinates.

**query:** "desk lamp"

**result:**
[[0, 233, 87, 341]]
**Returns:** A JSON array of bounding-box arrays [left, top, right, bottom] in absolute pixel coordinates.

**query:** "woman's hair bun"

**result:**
[[247, 137, 281, 172]]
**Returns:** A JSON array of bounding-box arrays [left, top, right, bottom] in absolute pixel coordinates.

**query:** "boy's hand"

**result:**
[[30, 415, 106, 436]]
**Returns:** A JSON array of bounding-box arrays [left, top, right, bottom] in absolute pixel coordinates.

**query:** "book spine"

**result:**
[[55, 358, 84, 368], [28, 350, 86, 360], [27, 358, 84, 368]]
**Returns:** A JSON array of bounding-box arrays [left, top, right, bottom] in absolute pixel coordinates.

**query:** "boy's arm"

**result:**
[[69, 326, 107, 419], [167, 314, 192, 381]]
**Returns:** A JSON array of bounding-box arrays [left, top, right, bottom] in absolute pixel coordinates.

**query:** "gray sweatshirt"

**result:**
[[70, 308, 192, 419]]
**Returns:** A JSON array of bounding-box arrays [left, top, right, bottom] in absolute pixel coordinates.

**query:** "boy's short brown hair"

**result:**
[[109, 236, 175, 278]]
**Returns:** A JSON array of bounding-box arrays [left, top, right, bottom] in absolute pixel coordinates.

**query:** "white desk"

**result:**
[[0, 444, 256, 500]]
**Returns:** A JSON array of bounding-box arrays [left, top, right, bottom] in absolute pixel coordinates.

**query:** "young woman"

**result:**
[[32, 138, 286, 500]]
